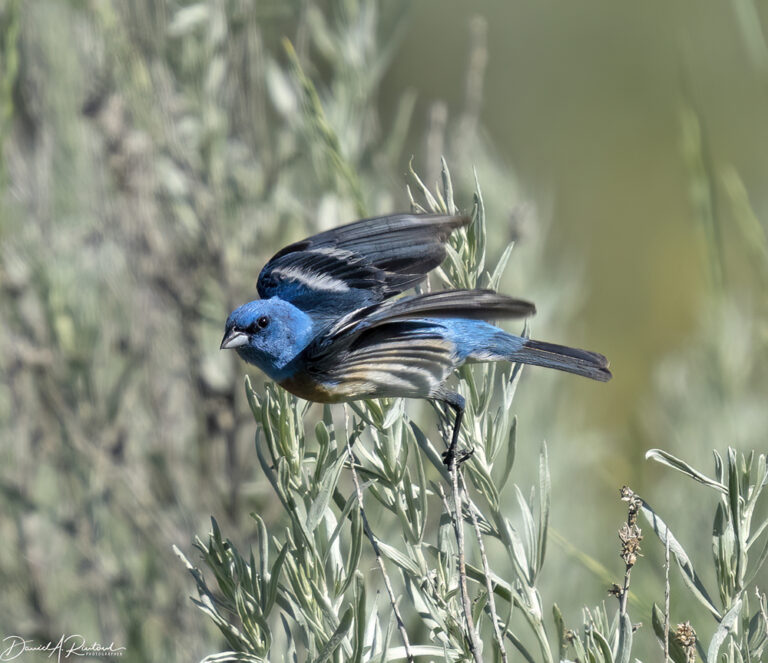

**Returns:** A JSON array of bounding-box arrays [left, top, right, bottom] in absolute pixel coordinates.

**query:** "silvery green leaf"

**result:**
[[415, 442, 428, 542], [306, 451, 346, 532], [591, 628, 614, 663], [264, 543, 288, 616], [488, 243, 514, 291], [376, 540, 421, 577], [537, 442, 551, 576], [616, 612, 632, 663], [646, 449, 727, 494], [432, 186, 448, 217], [514, 484, 537, 580], [312, 606, 353, 663], [713, 501, 736, 606], [571, 633, 588, 663], [364, 593, 381, 656], [325, 485, 370, 563], [251, 514, 268, 594], [408, 157, 439, 211], [640, 499, 721, 619], [402, 468, 422, 544], [410, 421, 449, 481], [404, 573, 446, 635], [467, 461, 499, 511], [727, 447, 746, 587], [498, 513, 532, 586], [553, 603, 567, 661], [472, 169, 487, 277], [244, 376, 262, 419], [708, 598, 743, 663], [382, 398, 405, 429], [406, 184, 428, 213], [714, 449, 725, 485], [339, 509, 363, 594], [351, 574, 366, 663], [496, 415, 517, 493], [315, 419, 331, 448]]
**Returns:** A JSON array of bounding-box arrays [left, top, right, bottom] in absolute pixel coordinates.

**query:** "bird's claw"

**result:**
[[442, 446, 474, 467], [458, 448, 474, 464]]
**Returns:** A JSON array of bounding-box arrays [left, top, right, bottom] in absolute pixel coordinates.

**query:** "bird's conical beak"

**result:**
[[220, 329, 249, 350]]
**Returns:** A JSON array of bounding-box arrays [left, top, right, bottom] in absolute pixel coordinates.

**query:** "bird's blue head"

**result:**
[[221, 298, 315, 381]]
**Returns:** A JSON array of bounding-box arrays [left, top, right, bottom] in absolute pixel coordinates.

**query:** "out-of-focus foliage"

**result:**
[[0, 0, 417, 659]]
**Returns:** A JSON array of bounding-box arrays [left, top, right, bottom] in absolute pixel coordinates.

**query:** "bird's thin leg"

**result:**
[[440, 393, 469, 467]]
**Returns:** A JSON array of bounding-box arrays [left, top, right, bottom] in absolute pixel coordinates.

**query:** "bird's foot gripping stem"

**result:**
[[440, 393, 472, 467], [442, 446, 475, 466]]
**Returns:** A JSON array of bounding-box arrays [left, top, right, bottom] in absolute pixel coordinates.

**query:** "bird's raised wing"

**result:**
[[257, 214, 469, 317]]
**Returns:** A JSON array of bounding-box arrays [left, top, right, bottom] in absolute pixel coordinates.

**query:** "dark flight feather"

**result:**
[[256, 213, 469, 317]]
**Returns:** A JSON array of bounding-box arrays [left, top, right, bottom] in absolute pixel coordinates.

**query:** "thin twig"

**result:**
[[460, 473, 509, 663], [447, 456, 483, 663], [664, 533, 670, 663], [344, 409, 414, 663], [617, 486, 643, 617], [619, 560, 633, 616]]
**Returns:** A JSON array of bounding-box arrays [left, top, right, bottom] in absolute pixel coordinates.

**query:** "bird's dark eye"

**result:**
[[246, 316, 270, 334]]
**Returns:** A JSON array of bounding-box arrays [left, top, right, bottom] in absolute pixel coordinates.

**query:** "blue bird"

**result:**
[[221, 214, 611, 464]]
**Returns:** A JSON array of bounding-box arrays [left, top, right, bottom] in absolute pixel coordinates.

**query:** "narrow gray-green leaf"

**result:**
[[351, 574, 366, 663], [264, 543, 289, 616], [553, 603, 567, 662], [591, 628, 614, 663], [646, 449, 727, 493], [339, 509, 364, 595], [707, 598, 742, 663], [640, 498, 721, 619], [410, 421, 449, 481], [307, 452, 347, 532], [616, 612, 633, 663], [488, 242, 514, 291], [312, 606, 354, 663], [496, 415, 517, 493], [514, 484, 537, 580], [537, 441, 551, 576], [727, 447, 745, 586], [376, 540, 422, 577]]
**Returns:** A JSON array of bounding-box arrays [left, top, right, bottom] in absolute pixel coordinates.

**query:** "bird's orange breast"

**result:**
[[278, 374, 346, 403]]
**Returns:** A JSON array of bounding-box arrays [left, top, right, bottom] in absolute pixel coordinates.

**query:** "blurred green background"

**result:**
[[1, 0, 766, 660]]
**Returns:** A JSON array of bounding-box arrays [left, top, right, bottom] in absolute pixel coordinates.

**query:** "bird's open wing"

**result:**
[[257, 214, 469, 317], [306, 319, 460, 400], [321, 289, 536, 341], [302, 290, 535, 400], [307, 289, 534, 363]]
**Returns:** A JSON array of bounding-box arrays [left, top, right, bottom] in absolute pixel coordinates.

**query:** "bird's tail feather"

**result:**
[[511, 339, 612, 382]]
